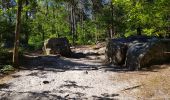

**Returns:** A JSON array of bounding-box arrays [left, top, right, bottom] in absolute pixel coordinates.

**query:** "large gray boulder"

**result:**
[[105, 36, 170, 70], [43, 37, 72, 56], [105, 36, 150, 65], [126, 39, 170, 70], [105, 39, 127, 65]]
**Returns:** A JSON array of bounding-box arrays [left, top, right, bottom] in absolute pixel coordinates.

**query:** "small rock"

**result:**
[[65, 94, 69, 98], [43, 81, 49, 84], [84, 71, 88, 74]]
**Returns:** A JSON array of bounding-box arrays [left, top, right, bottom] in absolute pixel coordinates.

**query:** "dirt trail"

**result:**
[[0, 46, 170, 100]]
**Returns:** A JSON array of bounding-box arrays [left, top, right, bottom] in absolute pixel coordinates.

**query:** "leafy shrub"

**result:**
[[0, 65, 15, 74], [0, 47, 24, 67], [0, 48, 12, 65]]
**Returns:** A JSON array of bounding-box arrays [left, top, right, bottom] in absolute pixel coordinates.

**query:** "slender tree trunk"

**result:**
[[94, 16, 98, 43], [110, 1, 114, 38], [57, 12, 59, 38], [137, 26, 142, 35], [0, 33, 2, 42], [80, 10, 85, 43], [46, 1, 49, 16], [52, 6, 55, 35], [73, 7, 76, 43], [25, 0, 29, 46], [110, 28, 113, 38], [13, 0, 22, 68], [25, 0, 29, 20], [70, 4, 75, 45], [42, 0, 49, 41], [70, 0, 78, 45]]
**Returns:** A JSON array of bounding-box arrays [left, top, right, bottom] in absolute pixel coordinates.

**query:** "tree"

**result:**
[[0, 0, 169, 52], [13, 0, 22, 68]]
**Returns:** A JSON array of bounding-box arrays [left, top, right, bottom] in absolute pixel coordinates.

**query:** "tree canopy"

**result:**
[[0, 0, 169, 49]]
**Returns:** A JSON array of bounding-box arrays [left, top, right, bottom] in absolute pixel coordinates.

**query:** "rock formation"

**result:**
[[105, 36, 170, 70], [43, 37, 72, 57]]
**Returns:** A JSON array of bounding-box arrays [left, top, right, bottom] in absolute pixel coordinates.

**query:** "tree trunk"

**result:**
[[13, 0, 22, 68], [25, 0, 29, 46], [46, 1, 49, 16], [51, 6, 55, 35], [69, 0, 77, 45], [25, 0, 29, 20], [80, 10, 85, 44], [110, 28, 113, 38], [137, 26, 142, 35], [70, 4, 75, 45], [110, 1, 115, 38], [42, 0, 49, 42], [73, 8, 77, 40]]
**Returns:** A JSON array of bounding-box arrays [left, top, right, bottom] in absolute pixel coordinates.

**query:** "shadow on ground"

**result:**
[[20, 51, 169, 73], [0, 80, 119, 99], [0, 83, 11, 89], [21, 56, 131, 73], [0, 89, 119, 100], [20, 51, 103, 72], [59, 80, 93, 89]]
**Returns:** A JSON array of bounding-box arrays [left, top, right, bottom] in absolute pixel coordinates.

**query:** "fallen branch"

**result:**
[[121, 84, 143, 91]]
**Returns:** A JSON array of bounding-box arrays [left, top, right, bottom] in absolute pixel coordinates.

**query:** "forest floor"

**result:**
[[0, 44, 170, 100]]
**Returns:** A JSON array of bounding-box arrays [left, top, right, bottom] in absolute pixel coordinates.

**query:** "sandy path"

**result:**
[[0, 46, 169, 100]]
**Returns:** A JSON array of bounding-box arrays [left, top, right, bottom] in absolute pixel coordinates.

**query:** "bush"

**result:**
[[0, 47, 24, 67], [0, 65, 14, 73], [0, 48, 13, 65]]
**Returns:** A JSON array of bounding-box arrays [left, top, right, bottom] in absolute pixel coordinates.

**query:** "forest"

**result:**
[[0, 0, 169, 46], [0, 0, 170, 99], [0, 0, 169, 67]]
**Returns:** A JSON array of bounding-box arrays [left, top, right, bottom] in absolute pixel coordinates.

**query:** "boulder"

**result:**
[[43, 37, 72, 56], [105, 39, 127, 65], [126, 39, 170, 70], [105, 36, 151, 65], [105, 36, 170, 70]]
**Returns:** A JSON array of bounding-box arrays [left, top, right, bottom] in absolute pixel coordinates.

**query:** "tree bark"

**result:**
[[25, 0, 29, 20], [110, 2, 114, 38], [13, 0, 22, 68], [72, 5, 76, 45], [80, 10, 85, 43], [25, 0, 29, 46], [42, 0, 49, 41], [69, 0, 77, 45], [137, 26, 142, 35], [70, 4, 75, 45], [51, 6, 55, 35]]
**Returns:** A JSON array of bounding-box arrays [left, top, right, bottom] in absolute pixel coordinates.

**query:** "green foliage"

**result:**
[[118, 0, 170, 37], [0, 65, 15, 73], [0, 0, 169, 49], [0, 48, 13, 66], [28, 34, 43, 49]]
